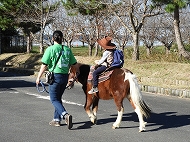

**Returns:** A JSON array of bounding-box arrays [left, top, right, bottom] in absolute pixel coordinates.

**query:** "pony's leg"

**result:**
[[135, 105, 147, 132], [112, 107, 124, 129], [84, 95, 97, 124], [91, 97, 99, 124], [129, 98, 147, 132]]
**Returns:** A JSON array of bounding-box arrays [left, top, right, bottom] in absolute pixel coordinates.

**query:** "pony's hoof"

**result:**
[[139, 128, 146, 132], [89, 115, 97, 125], [94, 119, 97, 124], [112, 126, 116, 129], [112, 125, 119, 129], [91, 121, 95, 125], [90, 119, 97, 125], [139, 121, 147, 132], [90, 118, 97, 125]]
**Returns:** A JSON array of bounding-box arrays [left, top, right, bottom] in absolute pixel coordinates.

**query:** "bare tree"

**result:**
[[152, 0, 190, 59], [11, 0, 58, 53], [154, 14, 175, 55], [77, 15, 99, 56], [107, 0, 161, 60], [62, 0, 115, 56], [50, 6, 84, 49], [141, 27, 156, 56], [180, 9, 190, 44]]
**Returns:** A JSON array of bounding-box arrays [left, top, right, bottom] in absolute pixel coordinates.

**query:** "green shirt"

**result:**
[[41, 44, 77, 74]]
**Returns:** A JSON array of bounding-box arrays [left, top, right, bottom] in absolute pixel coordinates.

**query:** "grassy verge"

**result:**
[[0, 45, 190, 90]]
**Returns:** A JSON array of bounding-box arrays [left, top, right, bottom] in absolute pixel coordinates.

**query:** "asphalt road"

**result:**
[[0, 72, 190, 142]]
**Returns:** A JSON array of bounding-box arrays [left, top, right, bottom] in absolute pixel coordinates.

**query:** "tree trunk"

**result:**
[[26, 33, 33, 54], [146, 47, 151, 56], [173, 7, 190, 59], [132, 33, 139, 60], [39, 28, 44, 54], [39, 0, 44, 54], [94, 43, 99, 57], [26, 36, 31, 53], [88, 44, 93, 56], [165, 47, 170, 56], [94, 23, 99, 57], [68, 39, 72, 48]]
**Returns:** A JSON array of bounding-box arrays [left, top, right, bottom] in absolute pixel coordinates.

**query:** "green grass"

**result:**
[[31, 46, 40, 53], [2, 44, 190, 89], [124, 45, 190, 63], [31, 44, 190, 63], [70, 46, 90, 56]]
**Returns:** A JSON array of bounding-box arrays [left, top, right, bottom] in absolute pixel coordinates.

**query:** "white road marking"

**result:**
[[26, 92, 84, 107], [0, 91, 19, 93]]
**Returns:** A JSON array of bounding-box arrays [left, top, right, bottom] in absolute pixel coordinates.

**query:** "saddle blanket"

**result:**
[[88, 66, 113, 83]]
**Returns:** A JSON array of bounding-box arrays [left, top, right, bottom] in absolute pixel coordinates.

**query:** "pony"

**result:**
[[67, 63, 151, 132]]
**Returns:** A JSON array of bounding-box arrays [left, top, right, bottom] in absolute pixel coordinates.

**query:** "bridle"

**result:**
[[66, 72, 79, 89]]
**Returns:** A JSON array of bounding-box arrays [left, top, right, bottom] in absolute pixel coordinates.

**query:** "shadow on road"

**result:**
[[71, 112, 190, 131], [146, 112, 190, 131], [0, 80, 35, 89], [0, 71, 32, 77]]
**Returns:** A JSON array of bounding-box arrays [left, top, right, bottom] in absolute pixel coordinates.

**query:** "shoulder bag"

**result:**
[[45, 46, 63, 85]]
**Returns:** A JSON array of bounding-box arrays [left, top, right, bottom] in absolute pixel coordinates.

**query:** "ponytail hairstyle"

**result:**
[[53, 30, 63, 44]]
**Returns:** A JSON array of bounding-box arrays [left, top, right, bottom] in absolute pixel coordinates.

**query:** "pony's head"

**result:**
[[66, 72, 76, 90], [66, 63, 90, 89], [66, 63, 80, 89]]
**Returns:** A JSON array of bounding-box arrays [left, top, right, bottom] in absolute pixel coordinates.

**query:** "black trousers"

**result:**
[[92, 65, 107, 87]]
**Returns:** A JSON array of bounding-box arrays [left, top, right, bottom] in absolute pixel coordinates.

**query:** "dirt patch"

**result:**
[[0, 53, 42, 69]]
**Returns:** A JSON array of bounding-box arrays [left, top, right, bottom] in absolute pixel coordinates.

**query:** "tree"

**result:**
[[151, 0, 190, 59], [14, 0, 59, 54], [62, 0, 109, 56], [179, 8, 190, 44], [141, 26, 157, 56], [18, 22, 41, 53], [50, 6, 80, 48], [0, 0, 25, 53], [0, 0, 58, 54], [0, 0, 24, 30], [155, 14, 175, 55], [108, 0, 161, 60], [105, 19, 129, 51]]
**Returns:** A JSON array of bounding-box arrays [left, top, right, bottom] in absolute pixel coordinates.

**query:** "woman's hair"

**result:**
[[53, 30, 63, 44]]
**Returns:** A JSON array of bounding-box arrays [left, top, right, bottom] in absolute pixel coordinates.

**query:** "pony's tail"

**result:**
[[126, 72, 151, 118]]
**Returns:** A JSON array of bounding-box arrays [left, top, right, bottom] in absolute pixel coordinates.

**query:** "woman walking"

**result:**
[[36, 30, 78, 129]]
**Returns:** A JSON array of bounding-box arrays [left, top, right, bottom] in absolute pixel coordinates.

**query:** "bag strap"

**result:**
[[52, 45, 63, 71]]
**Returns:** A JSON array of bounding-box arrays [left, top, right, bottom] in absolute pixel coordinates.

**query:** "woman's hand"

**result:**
[[36, 64, 47, 85], [36, 77, 40, 85]]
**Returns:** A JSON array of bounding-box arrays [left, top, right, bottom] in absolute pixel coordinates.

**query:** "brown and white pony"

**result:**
[[68, 63, 151, 132]]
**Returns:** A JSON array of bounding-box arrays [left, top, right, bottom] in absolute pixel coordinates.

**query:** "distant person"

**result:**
[[88, 36, 116, 94], [36, 30, 78, 129]]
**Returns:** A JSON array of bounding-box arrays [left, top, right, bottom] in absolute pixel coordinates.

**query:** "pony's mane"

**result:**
[[77, 63, 91, 84]]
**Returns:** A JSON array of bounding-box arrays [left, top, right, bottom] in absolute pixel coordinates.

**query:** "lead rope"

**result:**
[[36, 80, 49, 93]]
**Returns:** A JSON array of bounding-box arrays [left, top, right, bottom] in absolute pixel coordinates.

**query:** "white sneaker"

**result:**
[[88, 87, 99, 94]]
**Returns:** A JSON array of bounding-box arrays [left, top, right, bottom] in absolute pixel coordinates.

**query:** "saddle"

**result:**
[[87, 66, 114, 83]]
